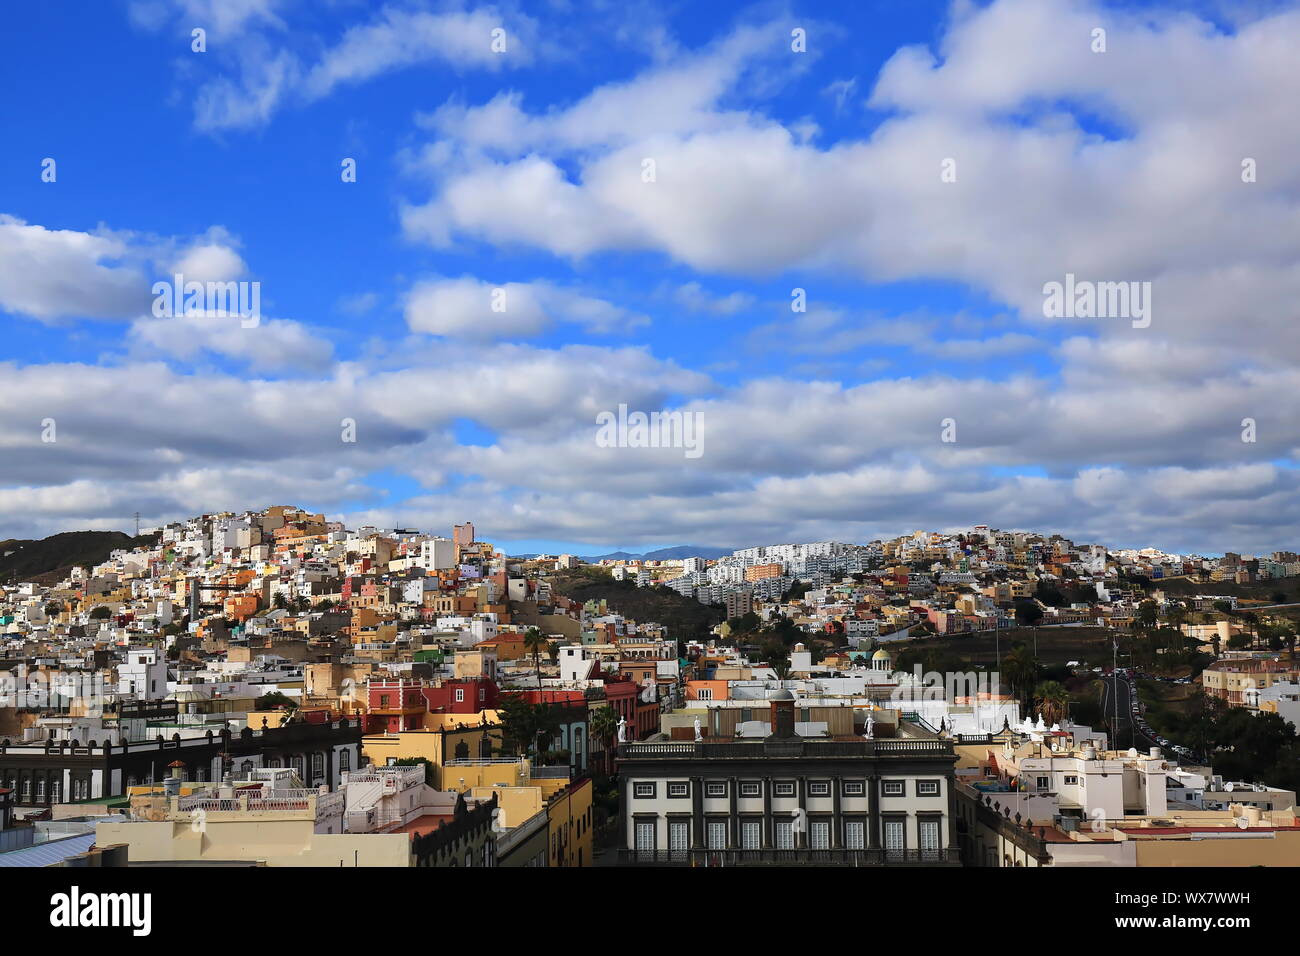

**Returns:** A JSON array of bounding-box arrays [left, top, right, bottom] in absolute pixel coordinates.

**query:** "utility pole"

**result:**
[[133, 512, 141, 536], [1112, 634, 1119, 751]]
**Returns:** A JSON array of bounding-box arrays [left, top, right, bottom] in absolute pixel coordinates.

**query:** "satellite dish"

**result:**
[[1236, 816, 1249, 830], [1224, 782, 1234, 792]]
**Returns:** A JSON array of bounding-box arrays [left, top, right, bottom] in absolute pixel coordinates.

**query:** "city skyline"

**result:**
[[4, 0, 1300, 555]]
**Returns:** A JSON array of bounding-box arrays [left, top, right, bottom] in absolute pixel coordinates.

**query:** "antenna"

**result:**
[[134, 512, 141, 536]]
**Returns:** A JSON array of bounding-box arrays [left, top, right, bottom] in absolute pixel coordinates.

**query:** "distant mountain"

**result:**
[[582, 545, 733, 562], [0, 530, 160, 585]]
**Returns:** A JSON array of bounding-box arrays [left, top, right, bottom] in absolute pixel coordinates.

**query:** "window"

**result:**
[[707, 820, 727, 849], [884, 819, 905, 851], [1064, 775, 1079, 786], [843, 781, 865, 796], [696, 688, 713, 700], [667, 782, 689, 798], [919, 819, 941, 856], [742, 819, 761, 849], [633, 782, 656, 799], [339, 749, 351, 772], [774, 819, 794, 849], [669, 820, 689, 852], [882, 780, 904, 796], [774, 782, 795, 797], [705, 782, 727, 798], [455, 688, 465, 703], [1036, 776, 1050, 790], [740, 781, 761, 797], [918, 781, 940, 796], [845, 820, 865, 849], [809, 820, 830, 849], [808, 781, 830, 797], [635, 821, 656, 854]]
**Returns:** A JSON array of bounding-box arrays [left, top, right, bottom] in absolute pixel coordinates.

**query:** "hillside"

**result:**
[[546, 566, 724, 642], [580, 545, 733, 561], [1152, 574, 1300, 604], [0, 530, 161, 585]]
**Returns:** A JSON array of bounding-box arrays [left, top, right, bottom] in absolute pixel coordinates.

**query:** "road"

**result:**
[[1100, 672, 1166, 753]]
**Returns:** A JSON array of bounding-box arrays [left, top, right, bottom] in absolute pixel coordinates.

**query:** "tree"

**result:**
[[768, 655, 792, 682], [522, 627, 548, 689], [255, 691, 294, 710], [498, 695, 538, 756], [589, 705, 618, 770], [1013, 599, 1044, 627], [88, 606, 112, 620], [1135, 600, 1159, 631], [533, 705, 564, 764], [1034, 681, 1070, 725], [44, 601, 63, 618], [1001, 644, 1038, 704]]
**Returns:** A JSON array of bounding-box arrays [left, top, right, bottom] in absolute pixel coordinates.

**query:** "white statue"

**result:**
[[1035, 714, 1046, 732], [693, 717, 702, 742], [864, 714, 875, 739], [617, 715, 627, 743]]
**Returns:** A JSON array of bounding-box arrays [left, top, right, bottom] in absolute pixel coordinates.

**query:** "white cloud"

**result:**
[[404, 277, 646, 340], [0, 216, 149, 321]]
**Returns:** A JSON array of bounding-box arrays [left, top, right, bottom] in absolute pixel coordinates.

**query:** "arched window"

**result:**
[[339, 749, 351, 773], [454, 740, 470, 760]]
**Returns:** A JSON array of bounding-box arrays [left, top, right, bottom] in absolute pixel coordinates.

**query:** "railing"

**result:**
[[618, 738, 954, 759], [617, 847, 960, 866], [496, 810, 549, 854], [175, 788, 343, 817]]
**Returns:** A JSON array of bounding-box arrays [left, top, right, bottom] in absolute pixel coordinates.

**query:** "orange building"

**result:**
[[744, 563, 783, 582]]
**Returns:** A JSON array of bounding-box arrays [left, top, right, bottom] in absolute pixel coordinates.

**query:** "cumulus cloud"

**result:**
[[404, 277, 647, 340], [0, 216, 151, 321]]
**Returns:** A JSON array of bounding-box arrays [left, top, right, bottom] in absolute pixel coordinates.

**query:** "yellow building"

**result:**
[[546, 777, 593, 868], [96, 786, 412, 867]]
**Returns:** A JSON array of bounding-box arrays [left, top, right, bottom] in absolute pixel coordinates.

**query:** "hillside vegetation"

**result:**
[[546, 566, 723, 642], [0, 530, 160, 585]]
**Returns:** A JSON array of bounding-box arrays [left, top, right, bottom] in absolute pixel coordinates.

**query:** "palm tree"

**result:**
[[1034, 681, 1070, 726], [589, 705, 618, 771], [533, 704, 563, 764], [523, 628, 548, 688], [1001, 644, 1037, 704]]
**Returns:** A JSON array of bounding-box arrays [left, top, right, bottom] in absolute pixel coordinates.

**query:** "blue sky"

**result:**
[[2, 0, 1299, 556]]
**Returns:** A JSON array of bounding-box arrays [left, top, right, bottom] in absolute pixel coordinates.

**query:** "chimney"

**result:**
[[768, 690, 796, 738]]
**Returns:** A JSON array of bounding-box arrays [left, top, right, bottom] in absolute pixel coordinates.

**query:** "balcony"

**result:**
[[616, 847, 961, 866]]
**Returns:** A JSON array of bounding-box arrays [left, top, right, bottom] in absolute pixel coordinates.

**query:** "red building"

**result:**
[[421, 677, 500, 715], [367, 679, 428, 733], [602, 677, 659, 742]]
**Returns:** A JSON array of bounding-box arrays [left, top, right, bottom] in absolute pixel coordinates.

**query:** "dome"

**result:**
[[767, 688, 796, 700], [871, 648, 892, 661]]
